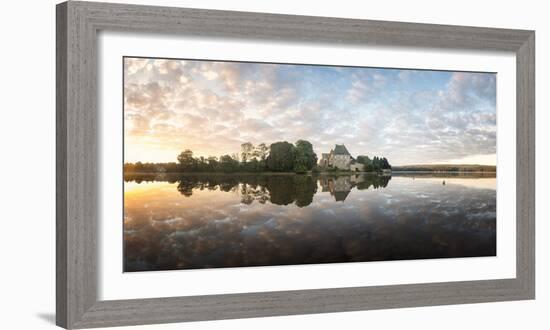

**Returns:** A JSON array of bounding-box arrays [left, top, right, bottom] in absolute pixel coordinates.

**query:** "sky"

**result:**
[[123, 57, 497, 166]]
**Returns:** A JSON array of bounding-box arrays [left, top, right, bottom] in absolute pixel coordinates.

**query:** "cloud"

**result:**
[[125, 58, 150, 75], [124, 58, 497, 165], [439, 72, 496, 109], [398, 70, 411, 82], [201, 70, 219, 80]]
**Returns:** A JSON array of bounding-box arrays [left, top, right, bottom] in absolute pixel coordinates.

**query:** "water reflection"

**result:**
[[123, 173, 496, 272], [124, 173, 391, 205]]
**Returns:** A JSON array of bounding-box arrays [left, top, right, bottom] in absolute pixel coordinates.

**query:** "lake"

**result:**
[[123, 172, 496, 272]]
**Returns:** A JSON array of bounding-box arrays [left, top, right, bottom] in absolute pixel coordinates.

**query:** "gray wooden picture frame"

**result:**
[[56, 1, 535, 328]]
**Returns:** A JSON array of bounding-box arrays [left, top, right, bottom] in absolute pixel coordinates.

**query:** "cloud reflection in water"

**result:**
[[123, 173, 496, 272]]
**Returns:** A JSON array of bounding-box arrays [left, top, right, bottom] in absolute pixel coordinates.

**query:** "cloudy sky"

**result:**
[[124, 57, 496, 166]]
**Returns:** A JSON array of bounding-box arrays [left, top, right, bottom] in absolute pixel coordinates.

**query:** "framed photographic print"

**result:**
[[56, 1, 535, 328]]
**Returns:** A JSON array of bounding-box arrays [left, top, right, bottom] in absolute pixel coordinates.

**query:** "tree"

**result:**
[[197, 156, 207, 171], [266, 141, 295, 172], [357, 155, 374, 171], [219, 154, 239, 172], [356, 155, 392, 172], [375, 156, 383, 171], [356, 155, 371, 165], [177, 149, 196, 171], [381, 157, 391, 169], [255, 143, 269, 161], [248, 158, 261, 172], [294, 140, 317, 170], [240, 142, 255, 163], [293, 158, 308, 173], [207, 156, 219, 171]]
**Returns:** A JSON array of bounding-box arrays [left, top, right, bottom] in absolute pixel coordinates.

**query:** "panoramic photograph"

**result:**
[[123, 56, 497, 272]]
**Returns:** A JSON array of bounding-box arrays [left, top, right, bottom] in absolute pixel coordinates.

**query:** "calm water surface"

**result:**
[[123, 173, 496, 272]]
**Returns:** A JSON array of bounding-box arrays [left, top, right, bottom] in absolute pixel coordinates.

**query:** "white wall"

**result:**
[[0, 0, 548, 329]]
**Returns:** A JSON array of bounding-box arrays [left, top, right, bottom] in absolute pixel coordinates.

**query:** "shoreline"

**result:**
[[124, 170, 496, 176]]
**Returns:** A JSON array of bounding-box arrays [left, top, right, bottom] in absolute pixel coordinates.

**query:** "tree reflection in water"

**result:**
[[124, 173, 391, 206]]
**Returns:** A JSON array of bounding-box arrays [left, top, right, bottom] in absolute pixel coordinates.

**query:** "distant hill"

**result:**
[[392, 164, 496, 172]]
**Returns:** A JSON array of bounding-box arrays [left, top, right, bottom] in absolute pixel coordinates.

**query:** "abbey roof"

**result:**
[[333, 144, 351, 156]]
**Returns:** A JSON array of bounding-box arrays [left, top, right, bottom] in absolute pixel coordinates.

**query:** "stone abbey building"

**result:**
[[318, 144, 364, 171]]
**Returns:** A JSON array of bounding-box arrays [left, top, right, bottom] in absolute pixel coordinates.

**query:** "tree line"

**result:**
[[355, 155, 392, 171], [124, 140, 318, 174], [124, 141, 393, 174]]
